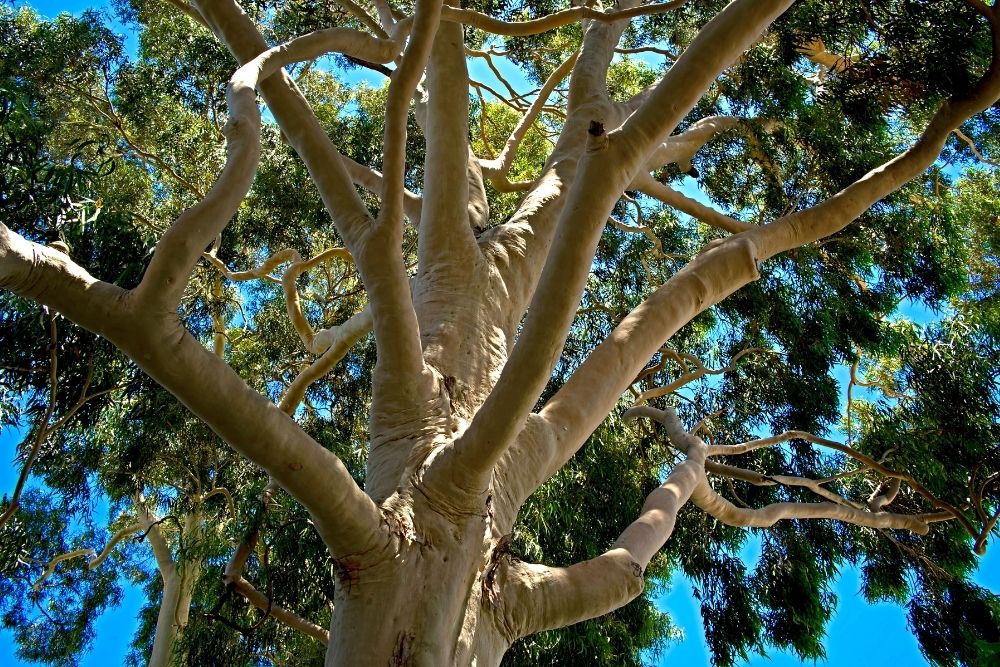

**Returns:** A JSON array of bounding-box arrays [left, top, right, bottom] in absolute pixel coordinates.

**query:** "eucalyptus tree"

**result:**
[[0, 6, 370, 665], [1, 0, 999, 665]]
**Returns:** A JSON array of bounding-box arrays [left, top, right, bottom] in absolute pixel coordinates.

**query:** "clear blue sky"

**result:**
[[3, 2, 998, 665]]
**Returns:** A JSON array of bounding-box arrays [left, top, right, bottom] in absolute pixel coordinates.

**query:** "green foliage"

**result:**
[[0, 491, 126, 666], [1, 1, 999, 666]]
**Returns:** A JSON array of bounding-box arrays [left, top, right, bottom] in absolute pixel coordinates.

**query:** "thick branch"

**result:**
[[143, 516, 178, 582], [0, 227, 129, 336], [436, 0, 652, 489], [524, 235, 760, 499], [118, 320, 389, 560], [191, 0, 396, 248], [134, 60, 261, 310], [1, 227, 388, 560], [619, 0, 795, 155], [194, 0, 429, 404], [493, 550, 645, 641], [509, 0, 1000, 513], [496, 447, 704, 638], [643, 115, 742, 172], [417, 16, 480, 281], [752, 27, 1000, 260], [487, 3, 793, 487], [379, 0, 443, 228], [137, 24, 399, 311]]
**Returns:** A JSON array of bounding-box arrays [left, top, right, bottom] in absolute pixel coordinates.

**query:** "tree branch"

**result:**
[[133, 53, 261, 310], [523, 234, 761, 496], [435, 0, 656, 490], [279, 307, 373, 413], [480, 51, 578, 181], [704, 429, 979, 538], [690, 482, 931, 534], [31, 520, 147, 590], [334, 0, 388, 39], [340, 156, 423, 224], [506, 0, 1000, 515], [630, 346, 771, 405], [619, 0, 796, 156], [162, 0, 209, 27], [954, 127, 1000, 166], [643, 115, 744, 172], [0, 227, 129, 338], [228, 575, 331, 644], [191, 0, 401, 248], [280, 247, 355, 354], [193, 0, 430, 425], [378, 0, 443, 229], [136, 24, 401, 311], [494, 445, 705, 639], [416, 16, 480, 286], [1, 226, 389, 561], [441, 0, 687, 38], [752, 23, 1000, 260]]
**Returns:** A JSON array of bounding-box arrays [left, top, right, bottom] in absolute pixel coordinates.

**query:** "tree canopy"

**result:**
[[0, 0, 999, 665]]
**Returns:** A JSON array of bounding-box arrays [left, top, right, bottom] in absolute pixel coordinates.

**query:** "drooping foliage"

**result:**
[[0, 0, 998, 665]]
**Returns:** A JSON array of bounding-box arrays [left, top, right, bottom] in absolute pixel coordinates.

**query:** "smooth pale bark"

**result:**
[[440, 0, 687, 37], [440, 0, 645, 489], [147, 514, 202, 667], [192, 0, 430, 406], [496, 0, 799, 508], [3, 0, 999, 664], [633, 172, 752, 233], [0, 232, 387, 567], [525, 1, 1000, 499]]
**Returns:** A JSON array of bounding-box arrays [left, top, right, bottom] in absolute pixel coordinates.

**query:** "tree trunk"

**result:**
[[314, 448, 511, 666], [148, 514, 202, 667]]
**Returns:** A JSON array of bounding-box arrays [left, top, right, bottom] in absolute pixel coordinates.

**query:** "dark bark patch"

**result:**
[[482, 533, 515, 607], [391, 631, 415, 666]]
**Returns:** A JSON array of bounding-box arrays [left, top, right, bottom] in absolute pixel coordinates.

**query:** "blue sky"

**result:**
[[3, 1, 999, 665]]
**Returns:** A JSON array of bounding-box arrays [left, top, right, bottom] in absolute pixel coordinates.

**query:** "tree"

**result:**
[[1, 0, 1000, 665]]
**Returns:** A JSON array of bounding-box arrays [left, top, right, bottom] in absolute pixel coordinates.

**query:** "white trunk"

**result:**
[[147, 515, 202, 667]]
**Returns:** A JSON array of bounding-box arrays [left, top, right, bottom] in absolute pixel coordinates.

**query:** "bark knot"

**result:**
[[586, 120, 610, 152]]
